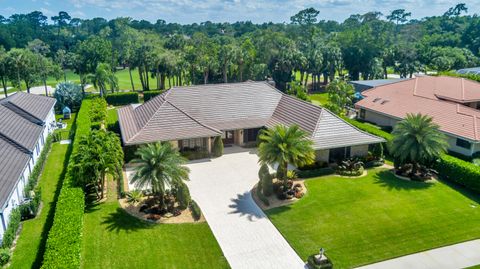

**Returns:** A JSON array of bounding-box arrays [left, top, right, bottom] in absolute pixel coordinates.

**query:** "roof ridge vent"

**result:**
[[373, 97, 381, 103], [380, 100, 389, 105]]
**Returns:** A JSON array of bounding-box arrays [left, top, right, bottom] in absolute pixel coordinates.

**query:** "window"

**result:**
[[359, 109, 366, 119], [244, 128, 261, 142], [456, 138, 471, 149], [180, 138, 206, 150]]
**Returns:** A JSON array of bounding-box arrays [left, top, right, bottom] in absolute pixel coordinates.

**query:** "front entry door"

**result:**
[[223, 130, 235, 145]]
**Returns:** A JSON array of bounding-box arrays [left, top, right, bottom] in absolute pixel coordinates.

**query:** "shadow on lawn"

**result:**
[[436, 177, 480, 204], [101, 207, 152, 233], [228, 192, 265, 221], [373, 170, 433, 191]]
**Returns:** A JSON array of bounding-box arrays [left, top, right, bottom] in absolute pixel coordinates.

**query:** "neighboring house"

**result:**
[[0, 92, 56, 239], [457, 67, 480, 76], [355, 76, 480, 157], [118, 81, 383, 163], [350, 79, 407, 99]]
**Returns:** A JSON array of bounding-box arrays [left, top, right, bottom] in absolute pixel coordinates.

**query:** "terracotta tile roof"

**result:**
[[356, 76, 480, 141], [118, 81, 384, 149]]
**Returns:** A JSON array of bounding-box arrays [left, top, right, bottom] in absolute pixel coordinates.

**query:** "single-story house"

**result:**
[[118, 81, 383, 162], [355, 76, 480, 157], [350, 79, 407, 99], [0, 92, 56, 240]]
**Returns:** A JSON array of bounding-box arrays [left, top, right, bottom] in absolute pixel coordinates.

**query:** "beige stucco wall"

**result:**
[[234, 129, 244, 145], [315, 150, 329, 162], [446, 135, 474, 156], [351, 144, 369, 157], [207, 137, 213, 153]]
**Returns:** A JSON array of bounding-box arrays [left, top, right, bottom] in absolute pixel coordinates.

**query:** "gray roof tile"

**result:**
[[118, 81, 383, 149], [0, 92, 56, 209]]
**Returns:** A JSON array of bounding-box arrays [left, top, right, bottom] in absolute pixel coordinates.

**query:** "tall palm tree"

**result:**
[[87, 63, 118, 97], [390, 113, 447, 169], [131, 142, 190, 207], [258, 125, 315, 184]]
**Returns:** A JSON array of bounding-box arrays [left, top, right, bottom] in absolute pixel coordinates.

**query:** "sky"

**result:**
[[1, 0, 480, 24]]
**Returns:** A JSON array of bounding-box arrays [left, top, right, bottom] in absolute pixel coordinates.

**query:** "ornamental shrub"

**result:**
[[1, 209, 21, 249], [212, 136, 224, 157], [105, 92, 139, 106], [259, 164, 273, 196], [54, 82, 83, 112], [176, 182, 191, 210], [371, 143, 384, 159], [0, 248, 10, 266], [190, 200, 202, 221]]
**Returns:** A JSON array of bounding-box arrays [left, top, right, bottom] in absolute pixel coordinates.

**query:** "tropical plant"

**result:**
[[126, 190, 143, 204], [131, 142, 190, 208], [371, 143, 384, 160], [286, 170, 298, 180], [287, 80, 310, 101], [325, 79, 355, 115], [71, 130, 124, 199], [337, 158, 365, 176], [258, 125, 315, 186], [389, 113, 448, 170], [87, 63, 118, 97], [54, 81, 83, 111]]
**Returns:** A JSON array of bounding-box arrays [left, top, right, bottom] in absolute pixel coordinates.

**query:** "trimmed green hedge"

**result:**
[[41, 99, 92, 269], [343, 117, 393, 141], [143, 90, 165, 102], [435, 155, 480, 193], [105, 92, 139, 106], [89, 97, 107, 124]]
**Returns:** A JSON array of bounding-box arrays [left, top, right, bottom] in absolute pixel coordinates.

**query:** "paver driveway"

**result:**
[[185, 146, 306, 269]]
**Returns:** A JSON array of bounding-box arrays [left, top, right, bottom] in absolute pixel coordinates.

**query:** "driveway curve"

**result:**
[[185, 146, 306, 269]]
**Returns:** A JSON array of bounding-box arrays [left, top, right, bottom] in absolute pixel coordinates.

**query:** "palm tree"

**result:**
[[258, 125, 315, 185], [87, 63, 118, 97], [390, 113, 447, 170], [72, 130, 123, 200], [131, 142, 190, 207]]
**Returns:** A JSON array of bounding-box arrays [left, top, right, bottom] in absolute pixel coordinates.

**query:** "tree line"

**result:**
[[0, 3, 479, 97]]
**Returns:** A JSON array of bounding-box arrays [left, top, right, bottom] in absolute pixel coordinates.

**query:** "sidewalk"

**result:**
[[357, 239, 480, 269]]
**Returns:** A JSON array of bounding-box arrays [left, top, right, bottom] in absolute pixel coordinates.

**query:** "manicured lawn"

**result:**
[[266, 168, 480, 269], [309, 92, 329, 106], [10, 143, 71, 268], [45, 68, 178, 91], [81, 180, 229, 269]]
